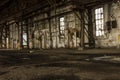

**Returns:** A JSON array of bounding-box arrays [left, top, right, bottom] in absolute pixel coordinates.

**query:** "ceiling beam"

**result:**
[[0, 0, 10, 6], [85, 0, 113, 8]]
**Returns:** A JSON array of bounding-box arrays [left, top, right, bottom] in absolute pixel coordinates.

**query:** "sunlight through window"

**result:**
[[95, 7, 104, 36]]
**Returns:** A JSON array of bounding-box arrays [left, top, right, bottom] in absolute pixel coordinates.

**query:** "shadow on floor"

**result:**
[[0, 71, 9, 76], [31, 74, 81, 80]]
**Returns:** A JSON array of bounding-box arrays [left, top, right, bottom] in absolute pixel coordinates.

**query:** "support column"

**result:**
[[47, 12, 53, 49], [80, 10, 85, 49], [88, 9, 95, 48]]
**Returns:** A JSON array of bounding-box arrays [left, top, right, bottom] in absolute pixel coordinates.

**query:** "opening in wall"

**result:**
[[60, 17, 65, 36], [59, 17, 65, 48], [95, 7, 104, 36], [23, 33, 27, 46]]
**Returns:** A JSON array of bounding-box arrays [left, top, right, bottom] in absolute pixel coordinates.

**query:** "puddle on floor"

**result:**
[[85, 56, 120, 63]]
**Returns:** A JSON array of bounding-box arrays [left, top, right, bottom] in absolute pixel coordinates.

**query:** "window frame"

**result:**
[[95, 7, 104, 37], [59, 16, 65, 36]]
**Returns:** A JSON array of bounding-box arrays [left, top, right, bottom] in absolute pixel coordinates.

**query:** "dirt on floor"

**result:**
[[0, 50, 119, 80]]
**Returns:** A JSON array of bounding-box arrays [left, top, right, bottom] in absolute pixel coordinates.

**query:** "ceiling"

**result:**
[[0, 0, 10, 6], [0, 0, 114, 12], [0, 0, 114, 7], [0, 0, 114, 21]]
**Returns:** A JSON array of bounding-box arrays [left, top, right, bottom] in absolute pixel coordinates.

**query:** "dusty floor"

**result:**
[[0, 49, 119, 80]]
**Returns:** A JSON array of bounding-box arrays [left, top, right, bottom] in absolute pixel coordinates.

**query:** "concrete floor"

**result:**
[[1, 48, 120, 54], [0, 49, 120, 80]]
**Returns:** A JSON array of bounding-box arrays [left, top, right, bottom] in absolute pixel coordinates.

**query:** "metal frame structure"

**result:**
[[0, 0, 112, 49]]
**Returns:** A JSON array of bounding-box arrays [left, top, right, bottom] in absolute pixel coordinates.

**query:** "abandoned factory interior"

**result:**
[[0, 0, 119, 49], [0, 0, 120, 80]]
